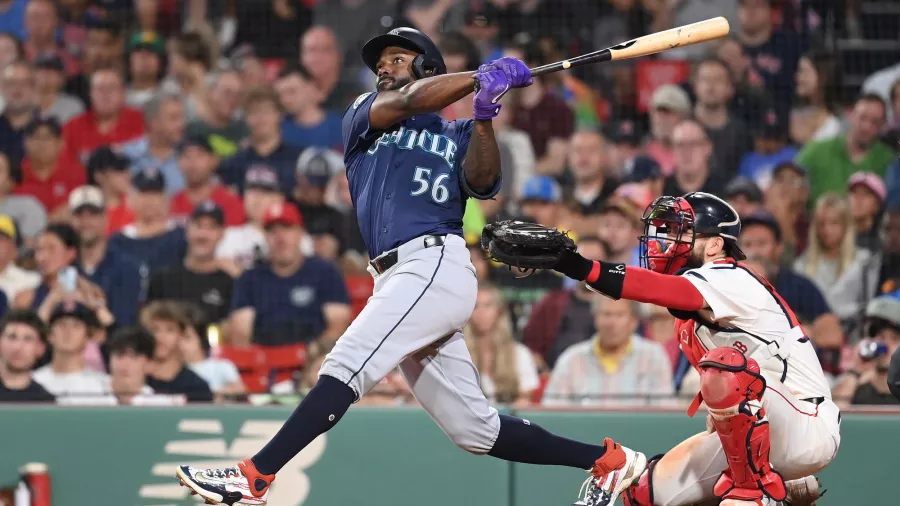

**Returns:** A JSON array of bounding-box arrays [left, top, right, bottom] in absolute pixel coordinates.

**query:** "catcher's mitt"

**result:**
[[481, 220, 576, 272]]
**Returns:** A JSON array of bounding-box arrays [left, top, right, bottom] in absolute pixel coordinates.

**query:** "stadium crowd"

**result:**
[[0, 0, 897, 408]]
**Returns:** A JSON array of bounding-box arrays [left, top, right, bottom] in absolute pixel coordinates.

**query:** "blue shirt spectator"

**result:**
[[120, 136, 185, 193], [739, 146, 799, 186], [120, 92, 189, 194], [281, 114, 341, 151], [275, 64, 341, 150], [0, 1, 27, 40]]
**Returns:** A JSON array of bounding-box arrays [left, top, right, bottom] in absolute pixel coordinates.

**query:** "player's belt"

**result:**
[[369, 235, 447, 275]]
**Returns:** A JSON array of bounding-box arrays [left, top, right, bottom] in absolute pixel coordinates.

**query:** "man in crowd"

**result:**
[[644, 84, 692, 175], [32, 300, 109, 397], [300, 25, 359, 113], [147, 201, 235, 326], [17, 117, 86, 219], [276, 65, 340, 150], [0, 153, 46, 244], [620, 155, 664, 202], [65, 19, 124, 105], [69, 185, 143, 328], [0, 61, 38, 165], [170, 136, 244, 226], [122, 92, 187, 193], [0, 309, 54, 402], [692, 58, 752, 178], [216, 166, 286, 270], [220, 87, 305, 195], [663, 118, 727, 196], [98, 325, 181, 406], [292, 148, 343, 260], [797, 93, 895, 203], [229, 202, 350, 347], [542, 297, 673, 407], [22, 0, 78, 76], [597, 198, 642, 266], [86, 146, 134, 234], [63, 68, 144, 166], [141, 301, 213, 402], [108, 169, 186, 273], [185, 69, 248, 159], [519, 176, 565, 229], [33, 54, 84, 123], [162, 31, 213, 122], [125, 31, 166, 108], [739, 108, 797, 185], [724, 176, 765, 217], [604, 119, 644, 179], [848, 172, 887, 250], [0, 215, 39, 301], [567, 129, 617, 215]]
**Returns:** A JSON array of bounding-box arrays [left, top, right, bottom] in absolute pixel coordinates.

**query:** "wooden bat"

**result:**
[[529, 17, 731, 77]]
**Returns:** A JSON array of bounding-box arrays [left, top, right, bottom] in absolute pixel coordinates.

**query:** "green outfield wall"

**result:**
[[0, 405, 893, 505]]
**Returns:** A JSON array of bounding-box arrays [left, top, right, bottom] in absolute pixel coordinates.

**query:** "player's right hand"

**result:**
[[472, 70, 510, 120], [478, 57, 532, 88]]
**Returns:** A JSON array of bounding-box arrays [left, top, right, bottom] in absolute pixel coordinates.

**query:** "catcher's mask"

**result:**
[[639, 196, 696, 274]]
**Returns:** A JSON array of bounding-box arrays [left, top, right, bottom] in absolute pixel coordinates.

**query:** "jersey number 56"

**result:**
[[411, 167, 450, 204]]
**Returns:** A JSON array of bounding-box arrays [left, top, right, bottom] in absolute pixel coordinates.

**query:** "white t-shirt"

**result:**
[[189, 358, 241, 392], [32, 366, 111, 397], [682, 260, 831, 399], [479, 343, 540, 402]]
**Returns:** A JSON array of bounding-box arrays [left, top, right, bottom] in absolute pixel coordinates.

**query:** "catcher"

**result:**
[[483, 192, 839, 506]]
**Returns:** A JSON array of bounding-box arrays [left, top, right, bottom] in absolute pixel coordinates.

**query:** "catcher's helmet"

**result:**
[[361, 27, 447, 79], [640, 191, 745, 274]]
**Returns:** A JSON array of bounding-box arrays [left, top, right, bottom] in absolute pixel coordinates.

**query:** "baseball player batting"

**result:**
[[483, 193, 840, 506], [175, 27, 645, 506]]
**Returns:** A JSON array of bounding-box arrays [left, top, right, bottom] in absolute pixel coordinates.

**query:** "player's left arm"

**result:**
[[461, 120, 502, 194]]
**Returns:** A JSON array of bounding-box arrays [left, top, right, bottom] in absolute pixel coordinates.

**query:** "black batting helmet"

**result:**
[[361, 27, 447, 79]]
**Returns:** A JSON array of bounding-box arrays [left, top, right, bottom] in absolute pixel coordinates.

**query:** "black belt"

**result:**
[[369, 235, 446, 275]]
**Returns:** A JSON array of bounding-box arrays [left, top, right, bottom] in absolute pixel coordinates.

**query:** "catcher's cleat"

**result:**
[[572, 438, 647, 506], [175, 458, 273, 505]]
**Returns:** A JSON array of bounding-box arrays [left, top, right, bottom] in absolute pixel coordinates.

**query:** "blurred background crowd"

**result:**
[[0, 0, 897, 409]]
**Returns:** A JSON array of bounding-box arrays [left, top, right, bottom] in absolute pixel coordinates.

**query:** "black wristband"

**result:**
[[554, 249, 594, 281], [586, 261, 626, 299]]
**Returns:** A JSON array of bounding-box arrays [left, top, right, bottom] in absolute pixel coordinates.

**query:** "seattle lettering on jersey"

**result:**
[[366, 126, 458, 168]]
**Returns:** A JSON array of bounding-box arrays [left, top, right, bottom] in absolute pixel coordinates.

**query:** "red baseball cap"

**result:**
[[262, 202, 304, 229]]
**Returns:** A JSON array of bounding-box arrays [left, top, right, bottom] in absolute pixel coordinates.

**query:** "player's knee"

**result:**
[[698, 347, 766, 410], [443, 414, 499, 455]]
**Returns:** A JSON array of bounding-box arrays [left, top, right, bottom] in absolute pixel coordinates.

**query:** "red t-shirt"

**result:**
[[62, 108, 145, 166], [106, 202, 135, 235], [16, 156, 87, 213], [170, 185, 246, 226]]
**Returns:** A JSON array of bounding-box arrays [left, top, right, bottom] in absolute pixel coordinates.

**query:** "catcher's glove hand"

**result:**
[[481, 220, 576, 273]]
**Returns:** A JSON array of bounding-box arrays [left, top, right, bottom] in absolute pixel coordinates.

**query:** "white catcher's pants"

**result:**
[[319, 234, 501, 453]]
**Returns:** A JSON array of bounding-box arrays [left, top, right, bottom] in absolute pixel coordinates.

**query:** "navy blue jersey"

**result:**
[[342, 92, 500, 259]]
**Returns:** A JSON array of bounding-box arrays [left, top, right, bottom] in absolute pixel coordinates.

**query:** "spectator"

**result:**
[[597, 198, 642, 266], [542, 297, 673, 407], [292, 148, 343, 261], [604, 119, 644, 180], [0, 309, 53, 402], [170, 136, 244, 226], [737, 0, 804, 121], [186, 68, 248, 159], [505, 41, 574, 176], [86, 146, 134, 234], [0, 61, 38, 166], [300, 26, 359, 113], [0, 1, 27, 40], [567, 129, 617, 215], [796, 94, 895, 204], [663, 119, 727, 197], [738, 212, 844, 351], [125, 30, 166, 108], [0, 152, 46, 243], [33, 54, 84, 123], [233, 0, 311, 59], [524, 237, 607, 371], [713, 37, 770, 126], [847, 172, 887, 251], [620, 155, 664, 202], [56, 0, 107, 70], [229, 202, 350, 347], [141, 300, 213, 402], [0, 215, 38, 301], [179, 304, 244, 397], [121, 92, 187, 193], [323, 169, 367, 258], [0, 31, 22, 70], [161, 31, 213, 121], [437, 30, 481, 75], [645, 84, 692, 176], [216, 166, 285, 270], [724, 176, 764, 218], [16, 117, 86, 219], [491, 94, 535, 200], [13, 224, 77, 310], [832, 293, 900, 406], [32, 301, 109, 397], [230, 43, 267, 91], [464, 283, 539, 405], [275, 64, 340, 151], [69, 185, 143, 328], [519, 176, 564, 229], [739, 108, 798, 187], [791, 51, 842, 145], [108, 169, 186, 272], [692, 58, 753, 179], [795, 193, 872, 323], [64, 19, 123, 106], [147, 201, 235, 325], [219, 86, 304, 195], [22, 0, 78, 76], [62, 69, 145, 166], [765, 160, 810, 260], [642, 303, 679, 371]]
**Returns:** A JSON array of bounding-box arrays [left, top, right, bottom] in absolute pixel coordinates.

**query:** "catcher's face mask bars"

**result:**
[[639, 196, 696, 274]]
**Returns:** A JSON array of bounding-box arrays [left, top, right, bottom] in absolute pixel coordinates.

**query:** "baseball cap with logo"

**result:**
[[87, 146, 129, 173], [0, 215, 16, 241], [604, 119, 643, 146], [132, 168, 166, 193], [49, 300, 102, 329], [245, 165, 281, 192], [847, 172, 887, 203], [69, 185, 105, 213], [128, 30, 166, 55], [651, 84, 691, 115], [296, 148, 343, 188], [521, 175, 562, 203], [752, 109, 787, 140], [262, 202, 304, 229], [191, 200, 225, 226]]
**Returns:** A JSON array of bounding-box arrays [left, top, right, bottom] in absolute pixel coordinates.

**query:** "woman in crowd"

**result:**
[[794, 193, 871, 323], [463, 283, 539, 406], [791, 51, 843, 144]]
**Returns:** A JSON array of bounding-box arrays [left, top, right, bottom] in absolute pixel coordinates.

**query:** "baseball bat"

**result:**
[[529, 17, 730, 77]]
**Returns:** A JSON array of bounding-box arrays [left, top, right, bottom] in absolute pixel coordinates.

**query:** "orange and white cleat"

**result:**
[[573, 438, 647, 506], [176, 458, 274, 505]]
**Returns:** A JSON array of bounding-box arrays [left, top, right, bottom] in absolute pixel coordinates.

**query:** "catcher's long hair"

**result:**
[[463, 284, 521, 404]]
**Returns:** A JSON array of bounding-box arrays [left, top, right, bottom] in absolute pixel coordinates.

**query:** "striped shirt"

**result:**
[[542, 335, 675, 408]]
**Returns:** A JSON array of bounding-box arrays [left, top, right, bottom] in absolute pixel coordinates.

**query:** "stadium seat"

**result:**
[[215, 345, 269, 394], [262, 343, 308, 386], [531, 373, 551, 404], [345, 274, 375, 319]]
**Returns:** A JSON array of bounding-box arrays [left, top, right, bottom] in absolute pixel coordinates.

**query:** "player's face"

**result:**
[[49, 317, 89, 355], [375, 47, 418, 91], [739, 224, 779, 262], [0, 323, 44, 374]]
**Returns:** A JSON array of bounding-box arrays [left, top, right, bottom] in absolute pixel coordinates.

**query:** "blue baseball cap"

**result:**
[[521, 176, 561, 203], [132, 168, 166, 193], [622, 155, 661, 183]]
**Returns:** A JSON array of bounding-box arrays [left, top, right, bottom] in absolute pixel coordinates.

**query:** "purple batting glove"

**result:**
[[484, 57, 532, 88], [472, 70, 511, 120]]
